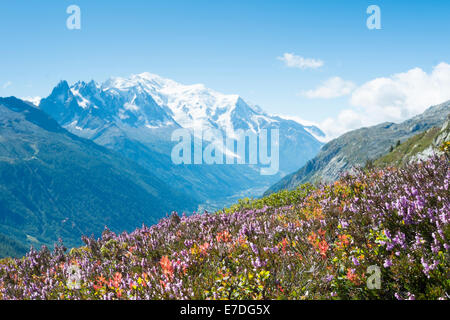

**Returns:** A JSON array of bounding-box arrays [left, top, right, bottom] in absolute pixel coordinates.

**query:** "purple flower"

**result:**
[[249, 242, 259, 255], [383, 259, 393, 268]]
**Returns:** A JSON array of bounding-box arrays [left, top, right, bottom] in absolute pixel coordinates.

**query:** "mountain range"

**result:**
[[38, 73, 324, 209], [266, 100, 450, 194], [0, 73, 326, 257], [3, 72, 448, 258]]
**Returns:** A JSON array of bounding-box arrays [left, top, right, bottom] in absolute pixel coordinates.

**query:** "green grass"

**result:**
[[374, 127, 441, 167], [221, 183, 315, 214]]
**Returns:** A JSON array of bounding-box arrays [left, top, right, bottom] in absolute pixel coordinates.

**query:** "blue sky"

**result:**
[[1, 0, 449, 137]]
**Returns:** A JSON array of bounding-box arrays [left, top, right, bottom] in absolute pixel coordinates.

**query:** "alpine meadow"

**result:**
[[0, 1, 449, 303]]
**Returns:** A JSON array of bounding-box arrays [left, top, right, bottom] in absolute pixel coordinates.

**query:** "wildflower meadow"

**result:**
[[0, 155, 448, 300]]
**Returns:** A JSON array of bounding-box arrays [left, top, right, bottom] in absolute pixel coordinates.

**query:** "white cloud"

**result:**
[[320, 109, 369, 140], [278, 53, 324, 69], [302, 77, 356, 99], [350, 62, 450, 121], [2, 81, 12, 89], [317, 62, 450, 139]]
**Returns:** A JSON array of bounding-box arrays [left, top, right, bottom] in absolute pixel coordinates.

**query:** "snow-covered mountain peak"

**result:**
[[72, 80, 100, 90], [40, 72, 325, 145], [96, 73, 245, 130], [104, 73, 240, 104], [38, 72, 325, 174], [133, 72, 177, 87], [22, 96, 42, 107]]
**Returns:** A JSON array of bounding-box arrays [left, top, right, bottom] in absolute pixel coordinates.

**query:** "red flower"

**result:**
[[160, 256, 174, 280], [109, 272, 122, 288], [199, 242, 210, 256], [216, 230, 232, 243], [281, 238, 289, 254], [318, 240, 329, 258], [346, 268, 360, 285]]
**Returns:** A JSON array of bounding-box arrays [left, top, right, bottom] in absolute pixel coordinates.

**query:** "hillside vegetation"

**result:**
[[375, 118, 450, 168], [0, 152, 448, 300], [267, 101, 450, 194], [0, 97, 197, 256], [0, 234, 28, 259]]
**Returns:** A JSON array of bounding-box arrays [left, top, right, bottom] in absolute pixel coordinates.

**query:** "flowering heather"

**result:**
[[0, 155, 448, 300]]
